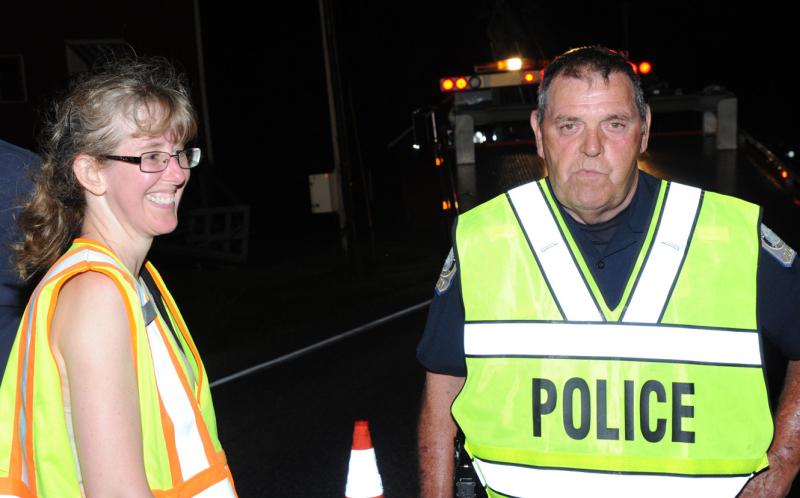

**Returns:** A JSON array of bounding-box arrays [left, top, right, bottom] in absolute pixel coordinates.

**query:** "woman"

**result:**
[[0, 57, 237, 497]]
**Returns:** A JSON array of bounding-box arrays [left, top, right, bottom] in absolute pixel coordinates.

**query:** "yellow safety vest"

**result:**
[[0, 239, 237, 497], [452, 179, 773, 497]]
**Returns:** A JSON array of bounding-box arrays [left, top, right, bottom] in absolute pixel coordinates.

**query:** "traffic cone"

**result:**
[[345, 420, 384, 498]]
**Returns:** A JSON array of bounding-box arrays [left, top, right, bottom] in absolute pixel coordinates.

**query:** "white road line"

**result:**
[[209, 300, 432, 388]]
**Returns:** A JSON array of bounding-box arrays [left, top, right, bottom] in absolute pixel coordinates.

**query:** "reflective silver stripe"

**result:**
[[508, 183, 602, 321], [194, 478, 237, 498], [624, 183, 702, 323], [473, 457, 751, 498], [464, 322, 762, 366], [137, 280, 196, 389], [18, 297, 33, 486], [43, 247, 121, 280], [131, 262, 234, 493], [144, 319, 210, 481]]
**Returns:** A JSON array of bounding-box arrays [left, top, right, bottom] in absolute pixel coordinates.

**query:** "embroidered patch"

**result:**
[[761, 224, 796, 268], [435, 249, 457, 295]]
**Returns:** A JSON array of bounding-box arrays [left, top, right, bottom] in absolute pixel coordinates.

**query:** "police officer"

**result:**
[[417, 46, 800, 497]]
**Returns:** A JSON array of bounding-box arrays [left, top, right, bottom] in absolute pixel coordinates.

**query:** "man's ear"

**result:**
[[640, 104, 652, 153], [72, 154, 106, 196], [530, 110, 545, 159]]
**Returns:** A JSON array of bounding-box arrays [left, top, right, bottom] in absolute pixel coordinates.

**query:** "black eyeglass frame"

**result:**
[[100, 148, 201, 173]]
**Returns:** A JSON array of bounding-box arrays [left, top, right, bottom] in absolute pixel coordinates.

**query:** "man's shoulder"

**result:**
[[0, 139, 38, 166]]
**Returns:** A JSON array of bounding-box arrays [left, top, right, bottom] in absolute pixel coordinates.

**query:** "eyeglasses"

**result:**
[[101, 148, 202, 173]]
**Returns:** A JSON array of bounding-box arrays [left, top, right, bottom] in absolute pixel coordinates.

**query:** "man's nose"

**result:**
[[580, 127, 603, 157]]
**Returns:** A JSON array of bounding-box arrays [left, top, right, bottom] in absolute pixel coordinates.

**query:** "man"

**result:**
[[417, 46, 800, 497], [0, 139, 36, 377]]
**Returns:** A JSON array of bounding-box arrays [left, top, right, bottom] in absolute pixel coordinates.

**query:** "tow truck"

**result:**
[[420, 55, 800, 224]]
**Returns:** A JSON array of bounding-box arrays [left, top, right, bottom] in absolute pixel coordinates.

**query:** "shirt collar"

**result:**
[[625, 170, 659, 234]]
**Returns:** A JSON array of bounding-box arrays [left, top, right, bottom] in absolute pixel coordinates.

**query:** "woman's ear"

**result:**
[[72, 154, 106, 196]]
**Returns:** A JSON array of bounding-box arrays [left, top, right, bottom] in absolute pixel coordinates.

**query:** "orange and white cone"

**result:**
[[345, 420, 384, 498]]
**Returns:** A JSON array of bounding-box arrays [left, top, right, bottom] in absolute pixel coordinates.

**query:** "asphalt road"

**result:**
[[210, 306, 427, 497], [155, 237, 443, 497]]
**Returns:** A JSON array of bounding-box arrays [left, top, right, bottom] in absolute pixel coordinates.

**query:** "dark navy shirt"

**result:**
[[417, 171, 800, 376], [0, 140, 37, 377]]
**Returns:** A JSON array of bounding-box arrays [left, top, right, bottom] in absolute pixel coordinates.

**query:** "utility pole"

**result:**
[[318, 0, 352, 255], [193, 0, 214, 164]]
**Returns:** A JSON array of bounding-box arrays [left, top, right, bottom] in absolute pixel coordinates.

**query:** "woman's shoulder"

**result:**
[[57, 271, 129, 324], [62, 269, 124, 294], [51, 270, 136, 362]]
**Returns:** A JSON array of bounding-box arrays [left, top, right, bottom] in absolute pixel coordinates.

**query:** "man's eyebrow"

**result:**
[[604, 113, 632, 121], [553, 115, 582, 123]]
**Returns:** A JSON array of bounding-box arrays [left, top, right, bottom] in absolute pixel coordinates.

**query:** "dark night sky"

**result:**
[[5, 1, 797, 169], [201, 1, 800, 169], [196, 2, 800, 248], [4, 1, 799, 256]]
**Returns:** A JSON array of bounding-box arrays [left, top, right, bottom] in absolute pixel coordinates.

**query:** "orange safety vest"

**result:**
[[0, 239, 237, 497]]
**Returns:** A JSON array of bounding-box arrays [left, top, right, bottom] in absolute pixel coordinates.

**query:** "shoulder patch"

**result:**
[[761, 224, 796, 268], [435, 249, 457, 295]]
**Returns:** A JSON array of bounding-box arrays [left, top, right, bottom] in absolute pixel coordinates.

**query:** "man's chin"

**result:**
[[565, 195, 625, 224], [570, 190, 615, 212]]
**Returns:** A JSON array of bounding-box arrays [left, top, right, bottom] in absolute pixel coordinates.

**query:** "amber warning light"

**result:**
[[440, 72, 539, 93], [440, 76, 477, 92], [638, 61, 653, 75]]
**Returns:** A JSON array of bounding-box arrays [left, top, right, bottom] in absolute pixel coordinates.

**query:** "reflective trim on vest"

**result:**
[[508, 182, 602, 322], [623, 183, 702, 323], [144, 315, 210, 481], [508, 180, 704, 323], [472, 457, 751, 498], [194, 479, 237, 498], [132, 265, 234, 495], [464, 322, 762, 367]]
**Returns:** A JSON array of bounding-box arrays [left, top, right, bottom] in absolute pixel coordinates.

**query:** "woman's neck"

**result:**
[[79, 221, 152, 277]]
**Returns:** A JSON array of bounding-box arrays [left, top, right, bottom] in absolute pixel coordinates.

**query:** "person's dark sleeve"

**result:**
[[416, 252, 467, 377], [759, 240, 800, 360], [0, 142, 37, 377]]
